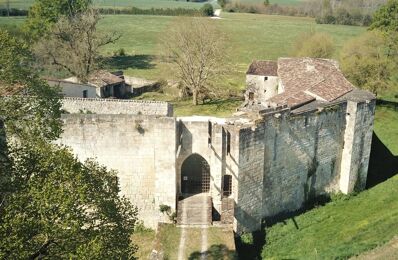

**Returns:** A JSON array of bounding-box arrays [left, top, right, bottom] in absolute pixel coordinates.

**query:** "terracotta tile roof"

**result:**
[[246, 60, 278, 76], [268, 91, 315, 109], [267, 58, 354, 108], [88, 70, 124, 88]]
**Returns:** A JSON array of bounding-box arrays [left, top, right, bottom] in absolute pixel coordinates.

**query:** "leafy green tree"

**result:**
[[0, 30, 138, 259], [200, 3, 214, 16], [370, 0, 398, 32], [293, 31, 335, 59], [340, 31, 392, 95], [0, 29, 62, 141], [25, 0, 92, 39], [0, 141, 138, 259]]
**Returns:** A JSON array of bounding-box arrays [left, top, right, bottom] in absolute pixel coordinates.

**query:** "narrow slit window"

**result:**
[[208, 121, 212, 146], [226, 131, 231, 155], [223, 175, 232, 197], [83, 90, 88, 98]]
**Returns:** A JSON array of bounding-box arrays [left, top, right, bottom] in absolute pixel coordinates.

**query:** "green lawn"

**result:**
[[261, 174, 398, 259]]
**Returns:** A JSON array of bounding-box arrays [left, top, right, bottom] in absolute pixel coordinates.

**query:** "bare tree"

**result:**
[[34, 9, 120, 83], [163, 18, 226, 105]]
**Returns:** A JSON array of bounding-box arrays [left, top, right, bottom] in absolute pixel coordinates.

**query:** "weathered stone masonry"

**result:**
[[57, 58, 376, 233]]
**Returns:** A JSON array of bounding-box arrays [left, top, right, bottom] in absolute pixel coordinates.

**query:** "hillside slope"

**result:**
[[262, 173, 398, 259]]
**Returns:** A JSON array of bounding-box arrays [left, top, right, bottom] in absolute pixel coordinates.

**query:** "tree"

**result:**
[[200, 3, 214, 16], [163, 18, 226, 105], [25, 0, 92, 39], [34, 9, 120, 83], [0, 30, 138, 259], [369, 0, 398, 32], [292, 31, 335, 59], [340, 31, 392, 95], [0, 29, 62, 141], [0, 142, 138, 259]]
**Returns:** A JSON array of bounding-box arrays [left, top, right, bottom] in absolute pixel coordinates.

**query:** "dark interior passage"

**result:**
[[181, 154, 210, 194]]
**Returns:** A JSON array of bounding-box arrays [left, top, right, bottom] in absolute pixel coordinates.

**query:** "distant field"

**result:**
[[95, 13, 364, 92], [0, 0, 210, 10], [0, 12, 365, 115], [0, 0, 307, 10]]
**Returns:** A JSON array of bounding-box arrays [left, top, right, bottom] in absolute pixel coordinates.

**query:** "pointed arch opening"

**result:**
[[181, 154, 210, 195]]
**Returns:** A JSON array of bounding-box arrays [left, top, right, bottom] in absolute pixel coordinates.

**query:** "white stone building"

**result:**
[[58, 58, 376, 233]]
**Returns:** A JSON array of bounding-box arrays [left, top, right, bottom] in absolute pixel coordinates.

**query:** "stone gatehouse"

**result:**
[[58, 58, 376, 233]]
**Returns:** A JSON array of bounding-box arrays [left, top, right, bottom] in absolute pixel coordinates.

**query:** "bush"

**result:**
[[293, 31, 335, 59], [240, 233, 254, 245], [200, 3, 214, 17], [114, 48, 126, 57]]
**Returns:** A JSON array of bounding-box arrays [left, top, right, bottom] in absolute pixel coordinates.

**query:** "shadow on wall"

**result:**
[[188, 244, 237, 260], [366, 132, 398, 188], [101, 54, 156, 70]]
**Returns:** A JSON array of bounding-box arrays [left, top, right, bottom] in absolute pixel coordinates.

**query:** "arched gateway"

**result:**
[[181, 154, 210, 194]]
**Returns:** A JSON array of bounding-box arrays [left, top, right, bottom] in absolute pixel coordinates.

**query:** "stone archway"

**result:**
[[181, 154, 210, 194]]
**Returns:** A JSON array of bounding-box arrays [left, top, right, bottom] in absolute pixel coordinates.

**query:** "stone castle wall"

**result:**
[[236, 100, 375, 232], [57, 97, 375, 233], [62, 97, 173, 116], [59, 114, 177, 228]]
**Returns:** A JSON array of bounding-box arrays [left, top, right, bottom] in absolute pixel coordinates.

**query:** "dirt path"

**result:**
[[351, 236, 398, 260]]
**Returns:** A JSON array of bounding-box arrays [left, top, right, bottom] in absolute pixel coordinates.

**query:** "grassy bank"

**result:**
[[261, 174, 398, 259]]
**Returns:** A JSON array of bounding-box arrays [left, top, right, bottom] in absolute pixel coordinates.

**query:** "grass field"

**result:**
[[0, 0, 210, 10], [96, 13, 365, 101], [0, 0, 305, 10], [0, 12, 366, 116]]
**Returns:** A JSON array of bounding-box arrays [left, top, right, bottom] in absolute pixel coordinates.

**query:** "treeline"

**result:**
[[0, 6, 213, 17], [222, 0, 388, 26], [97, 6, 212, 16]]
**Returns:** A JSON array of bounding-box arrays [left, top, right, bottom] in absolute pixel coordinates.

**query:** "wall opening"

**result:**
[[249, 92, 254, 101], [223, 175, 232, 197], [181, 154, 210, 194], [82, 90, 88, 98]]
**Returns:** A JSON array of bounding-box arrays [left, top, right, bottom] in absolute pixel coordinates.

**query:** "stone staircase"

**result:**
[[177, 194, 212, 226]]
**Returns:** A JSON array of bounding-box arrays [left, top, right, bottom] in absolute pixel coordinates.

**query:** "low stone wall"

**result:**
[[61, 97, 173, 116]]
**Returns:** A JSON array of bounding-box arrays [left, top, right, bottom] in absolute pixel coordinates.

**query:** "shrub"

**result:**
[[200, 3, 214, 17]]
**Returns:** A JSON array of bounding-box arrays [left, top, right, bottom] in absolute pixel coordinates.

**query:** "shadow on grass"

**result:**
[[101, 54, 156, 70], [366, 132, 398, 188], [188, 244, 237, 260]]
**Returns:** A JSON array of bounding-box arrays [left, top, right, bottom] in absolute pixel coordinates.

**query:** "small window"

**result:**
[[264, 76, 268, 81], [249, 92, 254, 101], [226, 131, 231, 155], [223, 175, 232, 197], [82, 90, 88, 98]]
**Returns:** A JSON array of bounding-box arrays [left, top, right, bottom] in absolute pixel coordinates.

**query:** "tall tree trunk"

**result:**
[[192, 89, 198, 105]]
